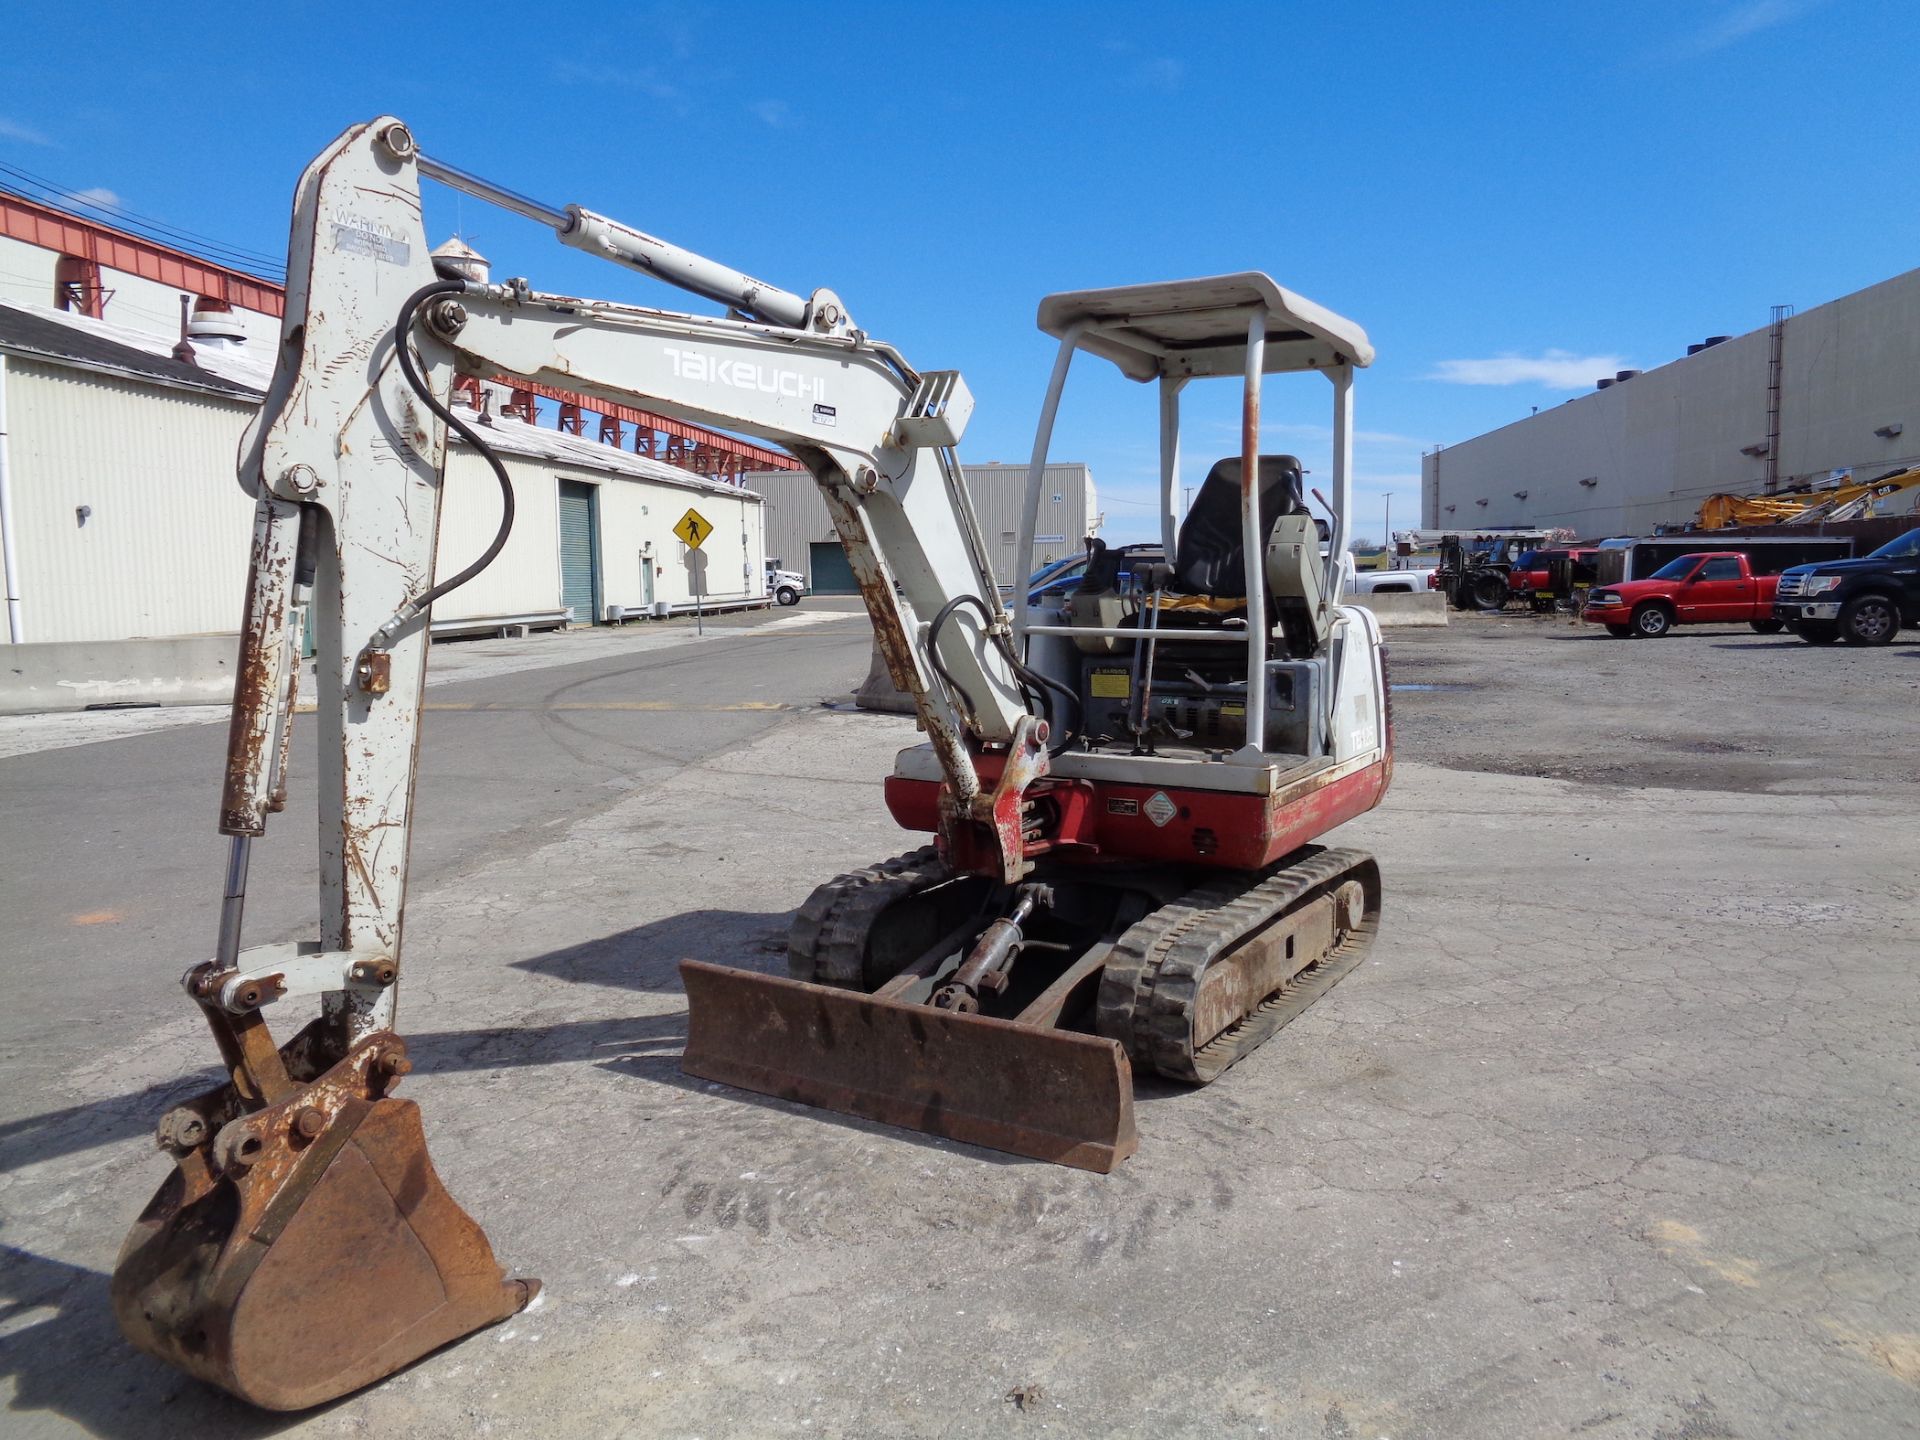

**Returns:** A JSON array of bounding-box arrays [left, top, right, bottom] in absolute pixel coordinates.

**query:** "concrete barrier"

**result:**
[[853, 638, 916, 715], [0, 635, 237, 715], [1347, 591, 1449, 626]]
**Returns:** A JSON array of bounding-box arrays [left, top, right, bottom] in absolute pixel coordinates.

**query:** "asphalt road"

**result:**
[[0, 602, 875, 1076]]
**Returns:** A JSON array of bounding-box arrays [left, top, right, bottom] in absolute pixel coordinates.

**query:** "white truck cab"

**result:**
[[765, 558, 807, 607]]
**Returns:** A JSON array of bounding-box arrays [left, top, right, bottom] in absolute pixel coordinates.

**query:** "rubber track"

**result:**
[[1095, 846, 1381, 1084], [787, 847, 957, 990]]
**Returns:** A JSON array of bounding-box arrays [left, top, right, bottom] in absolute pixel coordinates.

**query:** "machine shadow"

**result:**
[[0, 1246, 304, 1440], [0, 910, 790, 1177], [510, 907, 794, 991], [510, 909, 1040, 1165]]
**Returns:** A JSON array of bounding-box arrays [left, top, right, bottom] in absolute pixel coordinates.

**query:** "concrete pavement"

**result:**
[[1, 619, 1916, 1438]]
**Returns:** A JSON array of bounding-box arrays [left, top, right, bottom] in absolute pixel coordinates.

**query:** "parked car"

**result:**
[[765, 558, 807, 606], [1582, 551, 1784, 638], [1772, 527, 1920, 645], [1025, 542, 1165, 603]]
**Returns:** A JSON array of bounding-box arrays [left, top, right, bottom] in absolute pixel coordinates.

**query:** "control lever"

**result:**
[[1130, 563, 1177, 756]]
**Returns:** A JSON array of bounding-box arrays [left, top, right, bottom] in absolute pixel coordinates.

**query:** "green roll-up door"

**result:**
[[808, 540, 857, 595], [558, 481, 600, 624]]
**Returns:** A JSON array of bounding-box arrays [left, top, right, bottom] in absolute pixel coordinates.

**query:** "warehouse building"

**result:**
[[0, 187, 814, 647], [747, 461, 1098, 594], [0, 300, 766, 645], [1421, 266, 1920, 536]]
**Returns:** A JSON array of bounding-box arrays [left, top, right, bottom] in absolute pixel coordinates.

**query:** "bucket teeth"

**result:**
[[112, 1036, 534, 1411]]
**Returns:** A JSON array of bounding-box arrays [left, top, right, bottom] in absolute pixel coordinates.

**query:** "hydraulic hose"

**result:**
[[373, 279, 516, 646], [927, 593, 1080, 756]]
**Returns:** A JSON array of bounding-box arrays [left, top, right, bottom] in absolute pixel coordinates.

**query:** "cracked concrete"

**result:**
[[1, 616, 1916, 1437]]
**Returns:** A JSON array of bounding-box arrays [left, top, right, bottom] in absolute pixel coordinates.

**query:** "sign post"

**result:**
[[673, 507, 714, 635]]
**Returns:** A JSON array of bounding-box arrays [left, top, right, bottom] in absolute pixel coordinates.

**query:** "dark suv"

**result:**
[[1773, 527, 1920, 645]]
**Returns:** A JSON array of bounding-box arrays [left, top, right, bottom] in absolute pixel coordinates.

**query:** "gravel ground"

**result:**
[[1386, 608, 1920, 793]]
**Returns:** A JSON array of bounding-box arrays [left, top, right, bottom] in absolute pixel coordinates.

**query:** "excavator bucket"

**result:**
[[112, 1039, 534, 1411], [680, 960, 1139, 1172]]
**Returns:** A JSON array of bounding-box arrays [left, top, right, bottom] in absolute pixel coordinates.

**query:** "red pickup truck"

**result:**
[[1582, 551, 1787, 638]]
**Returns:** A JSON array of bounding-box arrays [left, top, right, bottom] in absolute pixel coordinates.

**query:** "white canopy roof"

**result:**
[[1035, 272, 1373, 382]]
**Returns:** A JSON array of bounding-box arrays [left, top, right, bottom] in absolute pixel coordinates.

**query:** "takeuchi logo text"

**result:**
[[667, 350, 825, 402]]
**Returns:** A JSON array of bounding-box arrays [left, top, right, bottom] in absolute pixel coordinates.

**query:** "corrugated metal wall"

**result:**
[[433, 448, 565, 623], [1422, 265, 1920, 536], [746, 462, 1096, 590], [4, 359, 256, 642], [965, 463, 1092, 579], [596, 476, 763, 613], [1, 356, 769, 642]]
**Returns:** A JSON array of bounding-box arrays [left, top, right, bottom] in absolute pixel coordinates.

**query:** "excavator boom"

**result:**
[[113, 115, 1064, 1408]]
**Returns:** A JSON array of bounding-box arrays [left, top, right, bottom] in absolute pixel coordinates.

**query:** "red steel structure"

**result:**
[[0, 188, 801, 480]]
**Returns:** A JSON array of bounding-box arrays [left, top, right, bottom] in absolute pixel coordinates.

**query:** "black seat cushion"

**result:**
[[1172, 455, 1305, 599]]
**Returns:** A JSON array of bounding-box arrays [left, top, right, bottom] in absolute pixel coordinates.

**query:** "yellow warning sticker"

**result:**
[[1089, 671, 1131, 699]]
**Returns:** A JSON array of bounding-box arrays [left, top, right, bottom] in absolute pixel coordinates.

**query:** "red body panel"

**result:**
[[1581, 553, 1778, 627], [1510, 547, 1600, 595], [886, 760, 1389, 872]]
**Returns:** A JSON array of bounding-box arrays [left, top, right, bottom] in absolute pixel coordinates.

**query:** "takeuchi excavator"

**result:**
[[112, 118, 1393, 1410]]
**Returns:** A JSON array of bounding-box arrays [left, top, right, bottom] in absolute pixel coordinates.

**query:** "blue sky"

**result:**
[[3, 1, 1912, 545]]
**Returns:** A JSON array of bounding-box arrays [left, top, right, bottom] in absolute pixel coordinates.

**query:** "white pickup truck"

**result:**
[[1347, 563, 1437, 595]]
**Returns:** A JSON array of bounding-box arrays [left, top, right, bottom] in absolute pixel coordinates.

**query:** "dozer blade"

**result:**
[[680, 959, 1139, 1172], [112, 1038, 535, 1411]]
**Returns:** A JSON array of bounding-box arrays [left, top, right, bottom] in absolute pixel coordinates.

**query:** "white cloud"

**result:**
[[548, 60, 683, 104], [1133, 57, 1184, 93], [1426, 351, 1627, 390], [0, 117, 53, 146], [68, 186, 120, 209], [1658, 0, 1822, 61], [750, 99, 793, 129]]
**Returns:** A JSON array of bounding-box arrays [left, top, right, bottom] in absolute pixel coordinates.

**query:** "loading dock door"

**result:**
[[559, 480, 601, 624], [808, 540, 857, 595]]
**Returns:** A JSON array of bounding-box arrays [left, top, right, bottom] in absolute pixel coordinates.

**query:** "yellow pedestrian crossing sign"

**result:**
[[673, 507, 713, 550]]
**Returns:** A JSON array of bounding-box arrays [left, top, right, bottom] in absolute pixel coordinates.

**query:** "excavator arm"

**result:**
[[113, 115, 1049, 1411]]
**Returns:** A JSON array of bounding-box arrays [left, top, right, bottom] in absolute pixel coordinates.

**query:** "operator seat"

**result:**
[[1172, 455, 1306, 598], [1171, 454, 1330, 659]]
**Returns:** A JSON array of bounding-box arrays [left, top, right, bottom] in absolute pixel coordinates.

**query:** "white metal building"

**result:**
[[1421, 266, 1920, 536], [748, 461, 1098, 594], [0, 301, 766, 645]]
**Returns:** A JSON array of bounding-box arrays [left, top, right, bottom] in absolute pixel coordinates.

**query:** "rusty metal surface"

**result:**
[[220, 497, 302, 838], [112, 1032, 535, 1411], [680, 960, 1138, 1173], [1190, 891, 1336, 1048]]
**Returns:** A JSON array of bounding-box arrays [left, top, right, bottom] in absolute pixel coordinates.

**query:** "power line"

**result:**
[[0, 161, 285, 279]]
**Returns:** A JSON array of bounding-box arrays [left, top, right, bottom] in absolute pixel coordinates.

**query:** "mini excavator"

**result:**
[[113, 118, 1392, 1409]]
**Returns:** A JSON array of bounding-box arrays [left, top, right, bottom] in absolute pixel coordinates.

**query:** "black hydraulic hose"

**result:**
[[386, 279, 516, 630], [927, 593, 1080, 756], [926, 594, 988, 724]]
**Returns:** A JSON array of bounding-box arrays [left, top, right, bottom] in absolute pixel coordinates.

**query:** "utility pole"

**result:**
[[1383, 492, 1392, 552]]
